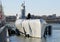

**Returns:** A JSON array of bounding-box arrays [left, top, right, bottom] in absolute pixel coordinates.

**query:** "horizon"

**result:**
[[1, 0, 60, 16]]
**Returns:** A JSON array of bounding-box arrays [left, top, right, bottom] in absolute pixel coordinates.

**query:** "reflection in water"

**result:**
[[10, 36, 46, 42], [24, 37, 46, 42]]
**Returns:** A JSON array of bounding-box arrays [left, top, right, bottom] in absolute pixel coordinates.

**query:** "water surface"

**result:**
[[9, 23, 60, 42]]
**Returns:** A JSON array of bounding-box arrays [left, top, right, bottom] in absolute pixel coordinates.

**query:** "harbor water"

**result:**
[[9, 23, 60, 42]]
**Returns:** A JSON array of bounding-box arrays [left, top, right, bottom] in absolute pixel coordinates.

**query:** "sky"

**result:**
[[1, 0, 60, 16]]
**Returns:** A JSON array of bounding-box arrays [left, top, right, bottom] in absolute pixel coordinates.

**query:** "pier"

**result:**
[[0, 26, 9, 42]]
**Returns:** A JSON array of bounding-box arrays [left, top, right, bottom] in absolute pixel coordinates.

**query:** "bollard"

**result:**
[[44, 25, 52, 37], [15, 29, 20, 36], [48, 25, 52, 36], [44, 26, 48, 37], [8, 29, 11, 36]]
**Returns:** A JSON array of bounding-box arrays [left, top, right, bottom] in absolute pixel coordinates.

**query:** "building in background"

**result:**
[[6, 16, 16, 22]]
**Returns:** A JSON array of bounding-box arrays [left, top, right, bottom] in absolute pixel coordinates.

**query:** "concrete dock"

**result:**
[[0, 26, 9, 42]]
